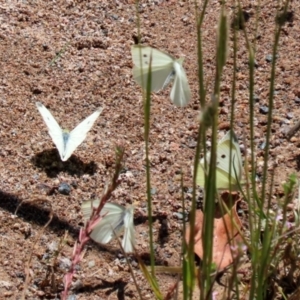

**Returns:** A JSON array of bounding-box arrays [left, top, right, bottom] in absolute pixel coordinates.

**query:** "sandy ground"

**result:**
[[0, 0, 299, 299]]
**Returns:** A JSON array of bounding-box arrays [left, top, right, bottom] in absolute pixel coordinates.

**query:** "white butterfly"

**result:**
[[131, 45, 191, 107], [196, 130, 243, 190], [82, 200, 135, 253], [36, 102, 103, 161]]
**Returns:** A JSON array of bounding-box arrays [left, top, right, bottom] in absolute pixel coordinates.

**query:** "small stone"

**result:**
[[37, 291, 45, 296], [0, 280, 12, 289], [59, 257, 71, 270], [295, 97, 300, 104], [259, 105, 269, 114], [42, 253, 50, 260], [88, 260, 95, 268], [186, 187, 193, 193], [181, 16, 189, 23], [173, 212, 187, 221], [187, 140, 197, 148], [266, 54, 273, 62], [58, 182, 71, 195], [282, 118, 290, 125], [173, 212, 184, 220], [253, 94, 260, 102], [150, 188, 157, 195], [286, 112, 293, 119], [168, 182, 177, 193], [13, 223, 20, 230], [259, 141, 266, 150]]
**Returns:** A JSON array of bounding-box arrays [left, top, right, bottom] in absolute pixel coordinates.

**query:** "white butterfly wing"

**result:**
[[90, 204, 125, 244], [122, 206, 135, 253], [196, 131, 242, 190], [131, 45, 174, 92], [90, 221, 116, 244], [170, 61, 191, 107], [82, 201, 126, 244], [197, 151, 235, 190], [196, 156, 207, 188], [81, 199, 101, 220], [36, 102, 65, 159], [62, 107, 103, 161], [216, 130, 242, 189]]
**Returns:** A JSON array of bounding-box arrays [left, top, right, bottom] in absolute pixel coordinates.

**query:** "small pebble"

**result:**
[[59, 257, 71, 270], [286, 112, 293, 119], [259, 140, 266, 150], [33, 173, 39, 180], [187, 140, 197, 148], [186, 187, 193, 193], [173, 212, 184, 220], [13, 223, 20, 230], [58, 182, 71, 195], [42, 253, 50, 260], [206, 140, 211, 148], [173, 212, 188, 221], [131, 260, 138, 267], [266, 54, 273, 62], [150, 188, 157, 195], [295, 97, 300, 104], [255, 174, 262, 182], [75, 264, 81, 271], [253, 94, 260, 102], [88, 260, 95, 268], [259, 105, 269, 114]]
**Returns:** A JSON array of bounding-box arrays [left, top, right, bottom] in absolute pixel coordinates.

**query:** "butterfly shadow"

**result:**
[[0, 189, 154, 296], [0, 189, 79, 237], [0, 189, 135, 256], [31, 149, 98, 178], [76, 278, 127, 298]]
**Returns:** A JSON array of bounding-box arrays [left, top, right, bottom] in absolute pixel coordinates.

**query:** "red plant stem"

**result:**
[[61, 147, 124, 299]]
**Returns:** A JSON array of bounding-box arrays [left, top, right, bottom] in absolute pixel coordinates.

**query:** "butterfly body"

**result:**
[[36, 102, 103, 161], [131, 45, 191, 107], [62, 131, 70, 152]]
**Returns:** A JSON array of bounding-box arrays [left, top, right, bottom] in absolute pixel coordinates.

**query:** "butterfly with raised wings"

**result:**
[[36, 102, 103, 161]]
